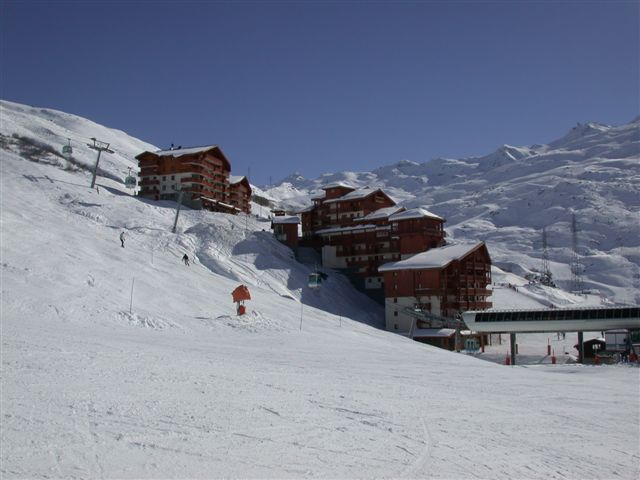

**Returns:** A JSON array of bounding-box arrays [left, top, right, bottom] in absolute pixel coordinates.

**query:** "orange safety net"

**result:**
[[231, 285, 251, 303]]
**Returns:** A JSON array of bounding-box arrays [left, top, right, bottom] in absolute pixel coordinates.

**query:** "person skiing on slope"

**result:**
[[120, 231, 125, 248], [182, 253, 190, 266]]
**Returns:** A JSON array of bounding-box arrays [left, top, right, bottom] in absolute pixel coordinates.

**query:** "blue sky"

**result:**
[[2, 1, 638, 186]]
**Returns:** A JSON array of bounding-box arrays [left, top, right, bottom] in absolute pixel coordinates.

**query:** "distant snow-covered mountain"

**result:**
[[265, 118, 640, 304], [1, 98, 637, 304]]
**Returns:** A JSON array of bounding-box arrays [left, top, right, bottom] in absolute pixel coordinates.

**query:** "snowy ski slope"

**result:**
[[1, 100, 639, 479]]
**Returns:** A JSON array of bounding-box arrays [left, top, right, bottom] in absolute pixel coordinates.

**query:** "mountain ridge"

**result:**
[[264, 117, 640, 304], [1, 98, 638, 304]]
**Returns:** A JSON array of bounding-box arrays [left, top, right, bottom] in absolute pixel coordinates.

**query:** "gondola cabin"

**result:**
[[308, 272, 322, 288], [125, 175, 137, 189]]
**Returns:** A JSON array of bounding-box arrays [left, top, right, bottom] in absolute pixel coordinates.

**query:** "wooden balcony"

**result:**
[[183, 161, 228, 175], [139, 179, 159, 186]]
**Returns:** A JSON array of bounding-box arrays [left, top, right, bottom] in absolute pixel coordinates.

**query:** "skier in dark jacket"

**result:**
[[182, 253, 190, 266]]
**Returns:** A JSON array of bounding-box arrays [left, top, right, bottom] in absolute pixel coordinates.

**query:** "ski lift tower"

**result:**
[[87, 138, 114, 189], [541, 226, 553, 286], [570, 213, 583, 292]]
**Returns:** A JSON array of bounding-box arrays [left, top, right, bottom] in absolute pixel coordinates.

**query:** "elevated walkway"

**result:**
[[462, 306, 640, 366], [462, 306, 640, 333]]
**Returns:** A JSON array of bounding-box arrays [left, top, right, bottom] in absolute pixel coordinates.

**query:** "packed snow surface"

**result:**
[[1, 100, 639, 478]]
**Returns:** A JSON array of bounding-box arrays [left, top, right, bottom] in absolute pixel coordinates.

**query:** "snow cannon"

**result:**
[[232, 285, 251, 316]]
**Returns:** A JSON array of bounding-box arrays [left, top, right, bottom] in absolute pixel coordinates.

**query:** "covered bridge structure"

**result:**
[[462, 306, 640, 365]]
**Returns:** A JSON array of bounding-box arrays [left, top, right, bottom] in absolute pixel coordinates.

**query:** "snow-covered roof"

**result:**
[[316, 224, 378, 235], [413, 328, 456, 338], [228, 175, 249, 186], [153, 145, 219, 157], [271, 215, 300, 225], [378, 242, 485, 272], [324, 186, 382, 204], [296, 205, 315, 214], [389, 207, 443, 222], [201, 197, 240, 212], [356, 206, 405, 222], [322, 182, 354, 190]]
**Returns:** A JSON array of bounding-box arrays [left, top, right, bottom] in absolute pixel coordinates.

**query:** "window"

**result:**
[[394, 324, 399, 330], [393, 311, 398, 317], [162, 185, 166, 191], [171, 175, 175, 180], [393, 298, 398, 303], [162, 176, 166, 180]]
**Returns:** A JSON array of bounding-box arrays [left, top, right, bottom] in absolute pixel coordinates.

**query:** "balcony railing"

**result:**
[[139, 179, 159, 186]]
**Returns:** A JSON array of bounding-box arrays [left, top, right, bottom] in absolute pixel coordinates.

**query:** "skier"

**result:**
[[182, 253, 190, 266], [120, 231, 125, 248]]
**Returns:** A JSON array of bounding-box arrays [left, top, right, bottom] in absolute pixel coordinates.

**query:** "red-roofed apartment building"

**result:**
[[136, 145, 251, 214], [272, 183, 492, 331], [379, 242, 492, 332]]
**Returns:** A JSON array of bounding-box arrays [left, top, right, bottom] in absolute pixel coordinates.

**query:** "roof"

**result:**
[[136, 144, 231, 170], [389, 207, 444, 222], [228, 175, 246, 184], [296, 205, 316, 214], [271, 215, 300, 225], [378, 242, 486, 272], [228, 175, 251, 192], [324, 186, 386, 204], [413, 328, 456, 338], [201, 197, 241, 212], [322, 182, 355, 190], [154, 145, 219, 157], [356, 206, 405, 222]]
